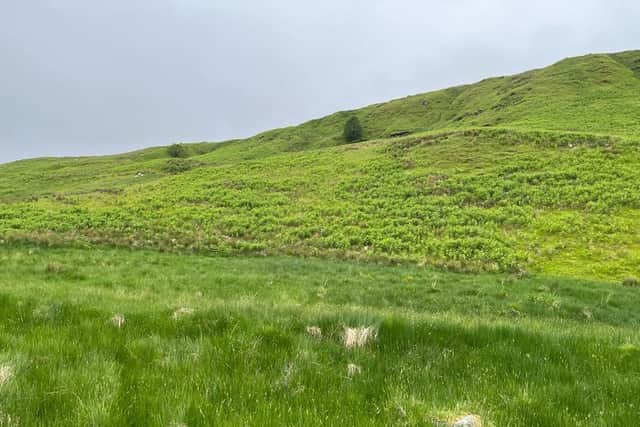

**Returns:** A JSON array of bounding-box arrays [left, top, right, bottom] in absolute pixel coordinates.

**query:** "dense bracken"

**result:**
[[1, 128, 639, 279]]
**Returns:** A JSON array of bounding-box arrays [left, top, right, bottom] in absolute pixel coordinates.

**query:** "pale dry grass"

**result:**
[[343, 326, 377, 349], [278, 363, 296, 388], [172, 307, 194, 320], [451, 414, 483, 427], [0, 365, 13, 387], [110, 314, 125, 328], [305, 326, 322, 338], [346, 363, 361, 377]]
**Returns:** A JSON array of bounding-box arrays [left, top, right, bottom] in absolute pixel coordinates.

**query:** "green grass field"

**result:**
[[0, 245, 639, 426], [1, 51, 640, 425]]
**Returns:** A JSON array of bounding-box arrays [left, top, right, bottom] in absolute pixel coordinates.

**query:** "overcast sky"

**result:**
[[1, 1, 639, 163]]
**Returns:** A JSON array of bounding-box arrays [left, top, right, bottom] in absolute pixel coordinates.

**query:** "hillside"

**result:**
[[2, 51, 640, 281], [1, 50, 640, 426], [4, 51, 640, 197], [198, 50, 640, 161]]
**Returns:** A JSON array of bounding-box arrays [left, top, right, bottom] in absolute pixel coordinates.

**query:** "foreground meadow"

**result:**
[[0, 245, 638, 426]]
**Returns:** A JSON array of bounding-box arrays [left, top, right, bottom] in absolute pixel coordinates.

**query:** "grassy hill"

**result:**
[[2, 127, 639, 280], [1, 50, 640, 425], [3, 53, 640, 281], [196, 51, 640, 158], [3, 50, 640, 198]]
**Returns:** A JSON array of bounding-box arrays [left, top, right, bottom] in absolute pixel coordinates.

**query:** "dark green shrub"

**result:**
[[622, 277, 640, 287], [163, 158, 194, 174], [167, 143, 188, 158], [343, 116, 363, 142]]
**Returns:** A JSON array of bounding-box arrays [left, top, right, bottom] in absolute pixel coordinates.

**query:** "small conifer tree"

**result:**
[[343, 116, 363, 142]]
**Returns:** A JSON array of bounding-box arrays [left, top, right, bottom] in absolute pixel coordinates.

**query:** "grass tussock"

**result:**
[[305, 325, 322, 338], [172, 307, 194, 320], [451, 414, 483, 427], [622, 277, 640, 287], [346, 363, 362, 377], [45, 262, 65, 274], [343, 326, 378, 349], [0, 365, 13, 387], [110, 313, 125, 328]]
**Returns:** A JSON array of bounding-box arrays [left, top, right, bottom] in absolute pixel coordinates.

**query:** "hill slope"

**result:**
[[1, 51, 640, 280], [197, 50, 640, 160], [1, 50, 640, 426]]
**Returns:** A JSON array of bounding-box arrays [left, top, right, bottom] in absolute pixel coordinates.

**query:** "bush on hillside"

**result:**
[[163, 158, 195, 174], [167, 143, 188, 158], [343, 116, 363, 143]]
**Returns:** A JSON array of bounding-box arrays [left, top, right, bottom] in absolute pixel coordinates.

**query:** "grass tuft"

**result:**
[[622, 277, 640, 287]]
